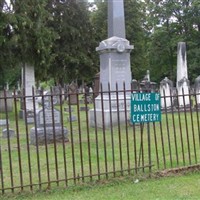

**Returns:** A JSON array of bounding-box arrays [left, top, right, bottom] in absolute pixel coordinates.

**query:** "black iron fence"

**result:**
[[0, 84, 200, 194]]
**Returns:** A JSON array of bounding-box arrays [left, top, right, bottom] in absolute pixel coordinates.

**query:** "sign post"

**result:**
[[131, 92, 161, 124], [131, 92, 161, 175]]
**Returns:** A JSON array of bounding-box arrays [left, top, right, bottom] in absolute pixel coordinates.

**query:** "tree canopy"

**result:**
[[0, 0, 200, 88], [145, 0, 200, 83], [46, 0, 97, 85]]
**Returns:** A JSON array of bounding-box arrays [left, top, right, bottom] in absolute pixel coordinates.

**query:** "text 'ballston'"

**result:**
[[132, 104, 160, 112]]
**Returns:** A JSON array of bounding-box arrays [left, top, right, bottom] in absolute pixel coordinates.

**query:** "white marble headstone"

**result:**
[[160, 77, 173, 109]]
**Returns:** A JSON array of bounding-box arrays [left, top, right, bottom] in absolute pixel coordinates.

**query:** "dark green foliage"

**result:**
[[145, 0, 200, 84], [12, 0, 56, 80], [0, 3, 19, 88], [46, 0, 98, 85], [124, 0, 148, 81], [1, 0, 200, 87]]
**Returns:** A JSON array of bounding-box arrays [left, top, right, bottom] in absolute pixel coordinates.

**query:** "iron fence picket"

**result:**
[[0, 87, 200, 193]]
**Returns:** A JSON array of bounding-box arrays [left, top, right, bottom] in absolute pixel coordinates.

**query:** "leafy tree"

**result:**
[[0, 0, 19, 88], [125, 0, 148, 80], [145, 0, 200, 83], [46, 0, 98, 85], [10, 0, 56, 82]]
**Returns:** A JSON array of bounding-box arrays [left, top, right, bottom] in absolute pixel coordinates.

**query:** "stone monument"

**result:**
[[140, 70, 157, 92], [0, 90, 13, 112], [68, 82, 78, 105], [52, 86, 64, 105], [30, 91, 68, 145], [160, 77, 173, 111], [194, 75, 200, 109], [19, 64, 38, 123], [89, 0, 133, 128], [93, 72, 100, 98], [2, 128, 15, 138], [176, 42, 190, 108]]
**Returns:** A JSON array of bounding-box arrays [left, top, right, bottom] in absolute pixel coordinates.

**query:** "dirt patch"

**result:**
[[155, 164, 200, 177]]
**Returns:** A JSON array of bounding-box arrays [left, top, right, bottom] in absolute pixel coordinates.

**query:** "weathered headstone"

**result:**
[[0, 91, 13, 112], [67, 115, 77, 122], [6, 82, 9, 91], [177, 77, 190, 108], [30, 91, 68, 145], [93, 73, 100, 98], [89, 0, 133, 128], [194, 75, 200, 109], [176, 42, 190, 108], [160, 77, 174, 111], [2, 129, 15, 138], [68, 82, 78, 105], [0, 119, 9, 126], [52, 86, 64, 105], [131, 79, 139, 91], [140, 70, 157, 92]]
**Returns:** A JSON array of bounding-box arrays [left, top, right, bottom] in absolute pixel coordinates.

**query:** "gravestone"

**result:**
[[19, 64, 38, 123], [0, 91, 13, 112], [0, 119, 9, 126], [89, 0, 133, 128], [177, 77, 190, 108], [176, 42, 190, 108], [6, 82, 9, 90], [83, 85, 92, 104], [52, 86, 64, 105], [194, 75, 200, 109], [160, 77, 174, 111], [67, 115, 77, 122], [131, 79, 139, 91], [140, 70, 157, 92], [2, 129, 15, 138], [30, 91, 68, 145], [144, 70, 150, 82], [68, 82, 78, 105], [93, 73, 100, 98]]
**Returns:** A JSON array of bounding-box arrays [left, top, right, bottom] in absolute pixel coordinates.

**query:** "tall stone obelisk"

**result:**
[[108, 0, 125, 38], [176, 42, 188, 87], [89, 0, 133, 128], [176, 42, 190, 107]]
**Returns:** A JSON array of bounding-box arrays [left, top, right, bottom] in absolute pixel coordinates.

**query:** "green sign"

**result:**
[[131, 92, 161, 123]]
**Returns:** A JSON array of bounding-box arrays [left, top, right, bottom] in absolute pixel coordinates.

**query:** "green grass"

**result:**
[[0, 99, 200, 193], [1, 173, 200, 200]]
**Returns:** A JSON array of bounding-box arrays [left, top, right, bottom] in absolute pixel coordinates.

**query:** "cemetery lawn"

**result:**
[[1, 172, 200, 200]]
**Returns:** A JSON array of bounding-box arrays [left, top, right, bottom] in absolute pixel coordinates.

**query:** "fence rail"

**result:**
[[0, 85, 200, 194]]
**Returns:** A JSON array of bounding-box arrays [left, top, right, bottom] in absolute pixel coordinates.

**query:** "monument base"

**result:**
[[89, 109, 130, 128], [89, 95, 130, 128], [30, 126, 68, 145]]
